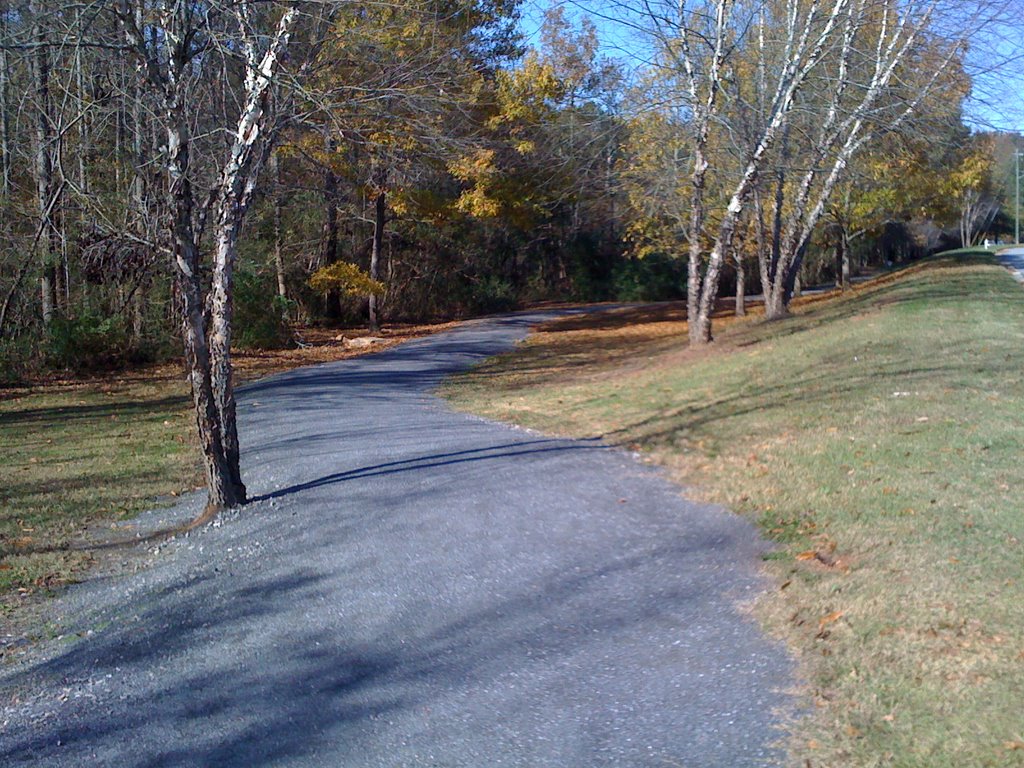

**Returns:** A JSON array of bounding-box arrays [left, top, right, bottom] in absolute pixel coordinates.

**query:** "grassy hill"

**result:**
[[443, 254, 1024, 767]]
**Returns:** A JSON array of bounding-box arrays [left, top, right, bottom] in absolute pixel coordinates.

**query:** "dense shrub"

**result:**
[[0, 338, 32, 384], [611, 254, 686, 302], [468, 275, 519, 314], [234, 268, 294, 349], [45, 312, 129, 371]]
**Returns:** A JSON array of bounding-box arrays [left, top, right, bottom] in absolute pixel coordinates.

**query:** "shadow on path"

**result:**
[[252, 438, 610, 502]]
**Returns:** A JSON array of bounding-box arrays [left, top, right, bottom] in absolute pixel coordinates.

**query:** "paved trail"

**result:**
[[998, 247, 1024, 282], [1, 311, 793, 767]]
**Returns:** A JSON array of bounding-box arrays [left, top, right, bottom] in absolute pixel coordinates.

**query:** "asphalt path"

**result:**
[[1, 310, 793, 767], [998, 247, 1024, 281]]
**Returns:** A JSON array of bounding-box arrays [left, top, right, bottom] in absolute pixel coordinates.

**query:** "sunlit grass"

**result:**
[[0, 373, 197, 602]]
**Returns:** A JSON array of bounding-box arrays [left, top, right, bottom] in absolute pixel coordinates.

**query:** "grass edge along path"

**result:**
[[442, 254, 1024, 768]]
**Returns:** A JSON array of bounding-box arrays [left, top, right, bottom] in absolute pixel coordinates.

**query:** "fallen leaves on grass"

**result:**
[[819, 610, 845, 630], [796, 549, 840, 568]]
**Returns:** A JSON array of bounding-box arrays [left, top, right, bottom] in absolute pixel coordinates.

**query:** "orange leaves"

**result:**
[[796, 536, 841, 569], [819, 610, 845, 631]]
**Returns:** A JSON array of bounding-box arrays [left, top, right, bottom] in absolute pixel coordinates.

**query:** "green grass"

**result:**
[[443, 254, 1024, 767], [0, 373, 198, 603]]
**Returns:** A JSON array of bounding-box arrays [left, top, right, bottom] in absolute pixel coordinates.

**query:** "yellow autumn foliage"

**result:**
[[308, 262, 385, 297], [488, 53, 562, 133]]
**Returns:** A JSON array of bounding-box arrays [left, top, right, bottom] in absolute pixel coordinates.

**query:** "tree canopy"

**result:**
[[0, 0, 1020, 510]]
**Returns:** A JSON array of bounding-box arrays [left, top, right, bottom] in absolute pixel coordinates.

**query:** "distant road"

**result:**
[[1, 309, 793, 767], [997, 247, 1024, 281]]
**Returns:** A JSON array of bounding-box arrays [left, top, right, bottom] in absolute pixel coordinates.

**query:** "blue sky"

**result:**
[[517, 0, 1024, 135]]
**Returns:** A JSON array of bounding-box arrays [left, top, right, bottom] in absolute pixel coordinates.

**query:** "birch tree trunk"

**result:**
[[120, 0, 239, 509], [167, 110, 238, 509], [119, 0, 297, 514], [208, 5, 298, 505], [685, 0, 850, 343], [764, 0, 960, 318], [681, 1, 730, 345]]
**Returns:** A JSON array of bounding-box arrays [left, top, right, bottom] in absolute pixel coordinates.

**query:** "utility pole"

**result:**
[[1017, 150, 1021, 245]]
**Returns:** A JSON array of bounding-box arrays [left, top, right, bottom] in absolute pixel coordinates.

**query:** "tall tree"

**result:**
[[28, 0, 58, 326], [118, 0, 299, 512], [621, 0, 988, 339]]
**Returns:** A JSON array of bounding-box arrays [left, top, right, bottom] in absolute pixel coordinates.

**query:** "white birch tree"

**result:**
[[620, 0, 1002, 339], [117, 0, 299, 512]]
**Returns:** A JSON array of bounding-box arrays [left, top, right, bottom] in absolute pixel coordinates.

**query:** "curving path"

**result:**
[[998, 246, 1024, 282], [1, 310, 793, 767]]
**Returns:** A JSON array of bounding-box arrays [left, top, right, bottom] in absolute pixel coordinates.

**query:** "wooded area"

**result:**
[[0, 0, 1020, 511]]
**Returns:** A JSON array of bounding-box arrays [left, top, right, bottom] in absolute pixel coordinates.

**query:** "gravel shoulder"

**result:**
[[1, 310, 794, 767]]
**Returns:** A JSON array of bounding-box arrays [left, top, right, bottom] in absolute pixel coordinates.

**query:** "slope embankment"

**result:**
[[444, 253, 1024, 767]]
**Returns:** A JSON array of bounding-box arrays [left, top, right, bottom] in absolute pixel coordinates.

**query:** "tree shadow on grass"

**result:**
[[596, 345, 1020, 454], [0, 394, 190, 428]]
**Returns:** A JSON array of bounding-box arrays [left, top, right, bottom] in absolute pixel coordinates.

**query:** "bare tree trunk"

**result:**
[[30, 0, 57, 326], [57, 203, 68, 311], [75, 6, 89, 199], [834, 224, 850, 291], [763, 145, 788, 319], [369, 188, 385, 332], [320, 137, 338, 268], [119, 0, 257, 513], [271, 150, 287, 300], [841, 234, 850, 290], [130, 0, 145, 220], [689, 0, 849, 343], [694, 203, 745, 343], [167, 117, 238, 510], [686, 164, 706, 344], [320, 136, 340, 318], [768, 1, 959, 316], [210, 209, 246, 504], [734, 254, 745, 317], [960, 195, 975, 247], [0, 1, 11, 198], [676, 1, 731, 345], [130, 0, 147, 348], [0, 0, 14, 333], [207, 5, 297, 505], [762, 158, 787, 324], [754, 187, 770, 296]]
